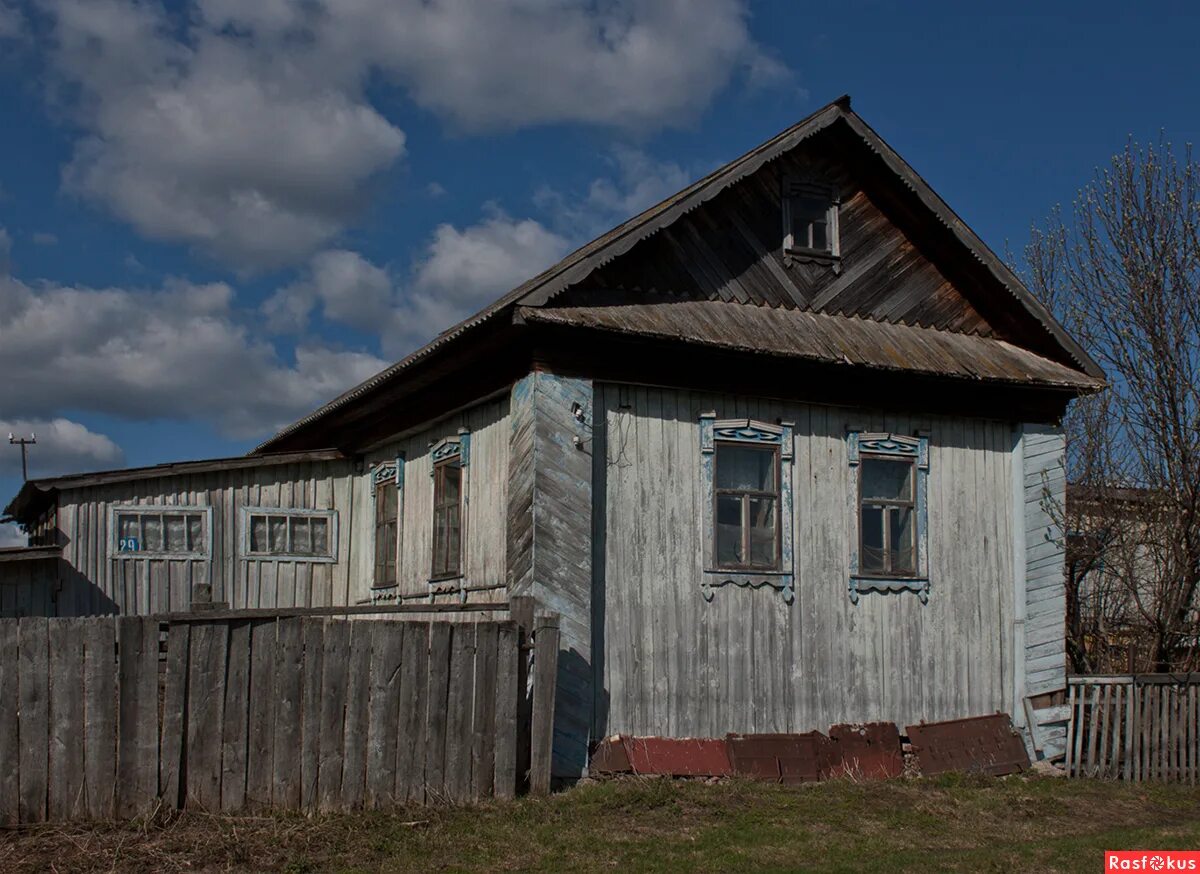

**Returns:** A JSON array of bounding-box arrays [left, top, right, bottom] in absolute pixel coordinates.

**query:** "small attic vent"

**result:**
[[782, 177, 840, 266]]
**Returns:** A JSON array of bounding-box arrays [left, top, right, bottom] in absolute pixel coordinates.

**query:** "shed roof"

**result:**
[[257, 95, 1102, 453], [3, 449, 347, 524]]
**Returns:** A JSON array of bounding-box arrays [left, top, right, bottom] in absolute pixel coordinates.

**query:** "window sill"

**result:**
[[112, 552, 209, 561], [428, 574, 465, 585], [849, 575, 930, 604], [244, 554, 338, 564], [702, 569, 794, 604], [370, 582, 399, 591], [784, 248, 841, 270]]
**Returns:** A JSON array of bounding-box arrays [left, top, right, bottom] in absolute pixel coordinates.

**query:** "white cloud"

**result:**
[[536, 145, 697, 238], [263, 249, 396, 335], [392, 210, 570, 351], [34, 0, 786, 269], [0, 271, 388, 439], [43, 0, 406, 269], [0, 525, 24, 548], [0, 417, 124, 478], [0, 2, 24, 40]]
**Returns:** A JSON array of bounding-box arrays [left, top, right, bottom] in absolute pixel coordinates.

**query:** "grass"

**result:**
[[1, 775, 1198, 873]]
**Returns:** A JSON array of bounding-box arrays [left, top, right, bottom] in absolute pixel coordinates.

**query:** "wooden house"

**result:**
[[1, 97, 1104, 775]]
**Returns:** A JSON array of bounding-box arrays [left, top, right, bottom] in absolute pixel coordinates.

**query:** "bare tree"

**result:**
[[1024, 137, 1200, 673]]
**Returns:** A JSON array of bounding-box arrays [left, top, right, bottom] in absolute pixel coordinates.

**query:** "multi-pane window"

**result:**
[[374, 477, 398, 588], [431, 458, 463, 579], [859, 456, 917, 577], [246, 511, 334, 560], [114, 508, 208, 557], [789, 195, 832, 252], [714, 443, 780, 571]]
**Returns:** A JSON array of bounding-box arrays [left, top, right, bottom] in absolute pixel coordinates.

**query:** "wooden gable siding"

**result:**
[[1021, 425, 1067, 696], [578, 134, 994, 337], [593, 383, 1016, 737], [360, 396, 510, 606]]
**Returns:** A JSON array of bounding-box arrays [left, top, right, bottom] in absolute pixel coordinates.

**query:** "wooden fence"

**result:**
[[1065, 674, 1199, 782], [0, 609, 559, 824]]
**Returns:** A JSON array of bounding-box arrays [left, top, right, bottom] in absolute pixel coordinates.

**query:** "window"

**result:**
[[111, 506, 210, 559], [847, 431, 930, 603], [373, 461, 401, 589], [859, 457, 916, 576], [431, 457, 463, 580], [714, 443, 780, 570], [699, 415, 795, 603], [244, 509, 336, 561], [783, 178, 839, 258]]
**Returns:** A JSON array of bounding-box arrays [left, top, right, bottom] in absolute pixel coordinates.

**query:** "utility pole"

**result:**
[[8, 433, 35, 481]]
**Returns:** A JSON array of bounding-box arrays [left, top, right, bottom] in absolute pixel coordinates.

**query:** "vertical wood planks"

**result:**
[[0, 621, 19, 824], [47, 619, 85, 820], [245, 619, 277, 808], [159, 622, 190, 809], [395, 621, 429, 803], [366, 621, 404, 809], [220, 620, 252, 812], [492, 622, 519, 799], [18, 617, 49, 823], [0, 615, 530, 823], [116, 617, 159, 818], [82, 618, 116, 820], [530, 615, 560, 795], [424, 622, 452, 802]]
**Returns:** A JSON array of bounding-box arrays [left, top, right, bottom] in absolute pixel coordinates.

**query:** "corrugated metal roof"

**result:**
[[256, 94, 1103, 452], [3, 449, 347, 523], [518, 300, 1104, 390]]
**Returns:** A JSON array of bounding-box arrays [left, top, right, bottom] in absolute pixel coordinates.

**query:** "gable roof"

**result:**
[[258, 96, 1102, 453]]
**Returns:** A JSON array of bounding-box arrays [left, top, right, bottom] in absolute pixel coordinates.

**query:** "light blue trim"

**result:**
[[847, 430, 930, 604], [700, 413, 795, 605]]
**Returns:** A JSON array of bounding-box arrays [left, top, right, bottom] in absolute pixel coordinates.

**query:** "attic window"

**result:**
[[783, 179, 839, 260]]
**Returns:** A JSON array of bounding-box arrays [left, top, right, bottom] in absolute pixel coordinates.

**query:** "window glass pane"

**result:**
[[311, 518, 329, 555], [748, 496, 777, 567], [269, 516, 287, 554], [861, 506, 885, 573], [142, 515, 164, 551], [187, 514, 204, 552], [250, 515, 267, 553], [433, 508, 449, 576], [374, 519, 389, 575], [376, 481, 397, 523], [811, 220, 828, 251], [117, 514, 139, 551], [290, 517, 312, 554], [439, 462, 462, 506], [446, 505, 461, 574], [890, 507, 916, 575], [716, 494, 744, 566], [715, 445, 775, 492], [165, 515, 187, 552], [861, 458, 913, 501]]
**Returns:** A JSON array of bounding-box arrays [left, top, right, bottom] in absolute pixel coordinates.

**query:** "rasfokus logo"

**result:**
[[1106, 851, 1200, 871]]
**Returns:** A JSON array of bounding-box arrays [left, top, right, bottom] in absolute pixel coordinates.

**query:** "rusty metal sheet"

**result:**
[[829, 722, 903, 779], [906, 714, 1030, 777], [726, 733, 832, 783], [589, 736, 633, 775], [621, 737, 732, 777]]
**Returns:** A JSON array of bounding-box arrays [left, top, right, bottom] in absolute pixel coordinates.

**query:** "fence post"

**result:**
[[510, 596, 535, 793], [529, 614, 560, 796]]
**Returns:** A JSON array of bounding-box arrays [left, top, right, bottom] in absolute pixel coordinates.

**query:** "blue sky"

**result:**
[[0, 0, 1198, 544]]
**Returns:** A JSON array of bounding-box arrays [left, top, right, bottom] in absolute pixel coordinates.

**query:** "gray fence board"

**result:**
[[0, 611, 550, 824]]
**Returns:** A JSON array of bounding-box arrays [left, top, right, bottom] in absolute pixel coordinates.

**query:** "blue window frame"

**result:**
[[700, 414, 795, 604], [847, 431, 930, 604]]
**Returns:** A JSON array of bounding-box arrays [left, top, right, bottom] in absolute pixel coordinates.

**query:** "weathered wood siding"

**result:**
[[594, 383, 1018, 737], [505, 373, 593, 778], [1022, 424, 1067, 696], [0, 560, 58, 618], [39, 397, 510, 616], [361, 396, 510, 606]]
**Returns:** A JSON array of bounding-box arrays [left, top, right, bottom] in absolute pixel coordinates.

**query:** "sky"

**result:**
[[0, 0, 1198, 546]]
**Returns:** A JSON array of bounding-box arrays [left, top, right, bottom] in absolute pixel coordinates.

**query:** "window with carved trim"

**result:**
[[783, 178, 839, 258], [372, 459, 402, 589], [714, 442, 781, 571], [431, 456, 463, 579]]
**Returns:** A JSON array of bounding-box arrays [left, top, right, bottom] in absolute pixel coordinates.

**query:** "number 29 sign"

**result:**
[[118, 537, 141, 552]]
